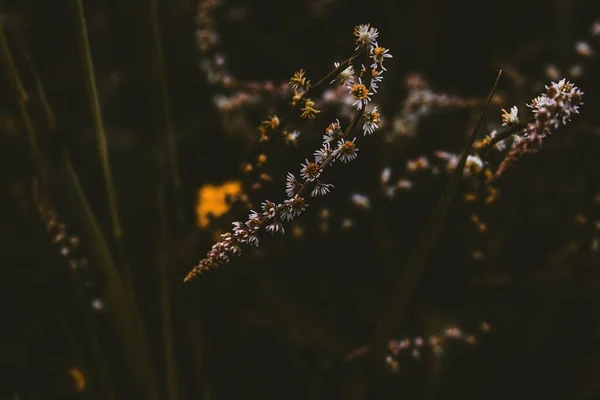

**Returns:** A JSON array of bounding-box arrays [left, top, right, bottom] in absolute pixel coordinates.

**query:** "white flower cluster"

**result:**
[[329, 24, 392, 129], [385, 322, 492, 371], [528, 79, 583, 127], [184, 195, 308, 281], [185, 24, 391, 282], [497, 79, 583, 176]]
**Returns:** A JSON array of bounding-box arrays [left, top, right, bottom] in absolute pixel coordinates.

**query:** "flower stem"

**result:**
[[73, 0, 124, 249]]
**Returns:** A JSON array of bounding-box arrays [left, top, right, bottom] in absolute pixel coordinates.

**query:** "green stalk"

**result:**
[[149, 0, 184, 227], [15, 13, 156, 395], [0, 21, 48, 189], [3, 27, 115, 396], [369, 70, 502, 356], [158, 179, 178, 400], [21, 47, 56, 131], [72, 0, 125, 252], [62, 153, 160, 400], [145, 1, 180, 396], [345, 70, 503, 399]]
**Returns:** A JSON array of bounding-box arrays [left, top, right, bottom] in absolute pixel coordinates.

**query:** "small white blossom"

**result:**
[[489, 130, 507, 151], [406, 156, 430, 172], [246, 210, 261, 231], [501, 106, 520, 126], [285, 173, 301, 198], [370, 46, 393, 71], [396, 179, 413, 190], [281, 195, 307, 221], [575, 41, 594, 57], [279, 203, 295, 222], [314, 142, 336, 164], [91, 298, 105, 311], [363, 106, 381, 135], [380, 167, 391, 185], [350, 193, 371, 209], [464, 155, 484, 176], [261, 200, 277, 218], [283, 130, 301, 146], [265, 220, 284, 234], [311, 182, 334, 197], [350, 78, 372, 110], [353, 24, 379, 50], [300, 159, 321, 181], [336, 138, 359, 163], [323, 119, 344, 144], [246, 235, 259, 247], [434, 151, 459, 171], [370, 68, 384, 94], [330, 62, 355, 86]]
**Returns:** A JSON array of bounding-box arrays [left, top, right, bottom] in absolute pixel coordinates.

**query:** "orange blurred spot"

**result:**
[[196, 181, 242, 228], [68, 367, 86, 393]]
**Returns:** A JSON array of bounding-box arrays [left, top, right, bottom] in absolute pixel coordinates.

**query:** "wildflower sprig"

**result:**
[[184, 24, 391, 282], [496, 79, 583, 176], [238, 50, 364, 192]]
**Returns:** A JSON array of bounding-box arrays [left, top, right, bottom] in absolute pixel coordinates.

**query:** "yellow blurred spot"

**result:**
[[242, 163, 253, 174], [464, 193, 477, 202], [291, 224, 304, 238], [259, 173, 272, 182], [196, 181, 242, 228], [68, 367, 86, 393]]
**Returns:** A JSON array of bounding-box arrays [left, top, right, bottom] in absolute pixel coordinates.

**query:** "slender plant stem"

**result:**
[[63, 152, 160, 400], [21, 47, 56, 131], [157, 166, 178, 400], [368, 69, 502, 358], [33, 178, 115, 400], [144, 1, 180, 396], [342, 70, 503, 400], [149, 0, 184, 228], [6, 31, 115, 396], [73, 0, 124, 249], [0, 21, 48, 189]]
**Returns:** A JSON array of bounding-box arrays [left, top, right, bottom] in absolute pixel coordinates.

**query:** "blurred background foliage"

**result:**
[[2, 0, 600, 399]]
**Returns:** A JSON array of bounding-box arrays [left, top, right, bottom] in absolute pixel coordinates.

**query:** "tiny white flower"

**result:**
[[380, 166, 391, 185], [350, 78, 372, 110], [464, 155, 484, 176], [363, 106, 381, 135], [246, 235, 259, 247], [350, 193, 371, 209], [265, 220, 285, 234], [396, 179, 413, 191], [285, 173, 301, 198], [282, 195, 307, 220], [300, 159, 321, 182], [336, 138, 359, 163], [323, 119, 343, 144], [283, 130, 301, 146], [501, 106, 519, 126], [261, 200, 277, 218], [311, 182, 334, 197], [314, 143, 335, 164], [434, 151, 459, 171], [370, 46, 393, 71], [330, 62, 355, 86], [353, 24, 379, 50]]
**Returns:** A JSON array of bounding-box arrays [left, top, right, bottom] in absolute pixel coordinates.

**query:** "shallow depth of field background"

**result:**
[[2, 0, 600, 399]]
